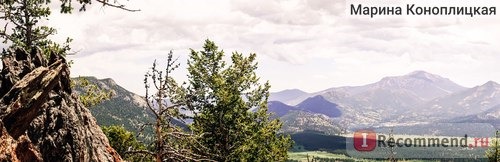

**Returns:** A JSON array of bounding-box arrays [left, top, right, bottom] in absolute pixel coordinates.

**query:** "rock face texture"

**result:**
[[0, 48, 121, 161]]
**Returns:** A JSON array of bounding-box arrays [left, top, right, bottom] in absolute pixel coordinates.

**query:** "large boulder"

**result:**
[[0, 48, 121, 161]]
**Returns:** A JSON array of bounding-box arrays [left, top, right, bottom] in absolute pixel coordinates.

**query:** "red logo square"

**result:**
[[353, 130, 376, 151]]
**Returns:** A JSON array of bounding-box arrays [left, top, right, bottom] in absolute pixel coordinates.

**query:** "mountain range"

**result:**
[[447, 101, 500, 128], [269, 71, 500, 132], [77, 71, 500, 137]]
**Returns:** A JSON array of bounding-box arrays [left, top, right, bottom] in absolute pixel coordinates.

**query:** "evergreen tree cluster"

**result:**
[[126, 40, 293, 161], [186, 40, 292, 161]]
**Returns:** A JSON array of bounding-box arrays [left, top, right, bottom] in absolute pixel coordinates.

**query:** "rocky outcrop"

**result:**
[[0, 123, 42, 162], [0, 48, 121, 161]]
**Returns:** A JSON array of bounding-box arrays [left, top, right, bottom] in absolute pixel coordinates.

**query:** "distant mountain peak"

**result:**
[[406, 70, 444, 82], [267, 101, 300, 117], [100, 77, 115, 82], [269, 89, 309, 103], [296, 96, 332, 106], [376, 71, 460, 88], [273, 89, 307, 94], [78, 76, 117, 85], [296, 95, 341, 118], [303, 95, 323, 100], [101, 78, 118, 86], [474, 80, 500, 93], [483, 80, 500, 87], [407, 70, 432, 75]]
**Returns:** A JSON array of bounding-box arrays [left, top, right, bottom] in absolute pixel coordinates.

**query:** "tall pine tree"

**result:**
[[186, 40, 292, 161], [132, 51, 210, 162], [0, 0, 137, 53]]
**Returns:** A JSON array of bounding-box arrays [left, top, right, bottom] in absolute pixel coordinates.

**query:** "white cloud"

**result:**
[[37, 0, 500, 94]]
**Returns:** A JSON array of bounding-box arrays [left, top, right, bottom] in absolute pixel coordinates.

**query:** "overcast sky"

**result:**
[[46, 0, 500, 95]]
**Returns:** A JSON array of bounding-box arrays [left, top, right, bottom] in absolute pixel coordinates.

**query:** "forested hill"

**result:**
[[73, 77, 155, 136]]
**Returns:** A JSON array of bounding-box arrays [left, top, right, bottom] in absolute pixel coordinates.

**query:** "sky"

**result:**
[[43, 0, 500, 95]]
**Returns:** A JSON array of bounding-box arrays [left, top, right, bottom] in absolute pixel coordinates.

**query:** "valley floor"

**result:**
[[287, 151, 487, 162]]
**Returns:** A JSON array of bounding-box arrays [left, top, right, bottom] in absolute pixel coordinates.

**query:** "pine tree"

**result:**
[[102, 125, 149, 161], [0, 0, 137, 53], [1, 0, 69, 56], [186, 40, 293, 161], [130, 51, 210, 162]]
